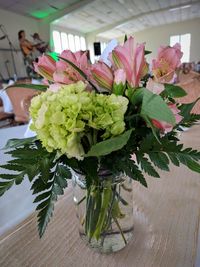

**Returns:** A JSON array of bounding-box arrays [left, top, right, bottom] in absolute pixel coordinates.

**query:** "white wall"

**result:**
[[86, 33, 110, 63], [119, 18, 200, 63], [0, 8, 39, 79]]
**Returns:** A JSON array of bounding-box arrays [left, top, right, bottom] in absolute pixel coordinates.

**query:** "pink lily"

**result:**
[[152, 43, 183, 83], [109, 37, 147, 87], [91, 61, 114, 90], [34, 55, 56, 81]]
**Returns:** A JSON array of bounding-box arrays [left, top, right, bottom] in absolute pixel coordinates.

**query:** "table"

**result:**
[[0, 125, 200, 267]]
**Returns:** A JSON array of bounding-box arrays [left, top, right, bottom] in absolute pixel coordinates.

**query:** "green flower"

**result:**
[[30, 81, 128, 160]]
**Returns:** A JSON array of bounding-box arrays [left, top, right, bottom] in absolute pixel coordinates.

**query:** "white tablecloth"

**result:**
[[0, 125, 36, 235]]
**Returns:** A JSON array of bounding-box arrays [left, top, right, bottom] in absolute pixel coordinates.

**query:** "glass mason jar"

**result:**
[[72, 169, 134, 253]]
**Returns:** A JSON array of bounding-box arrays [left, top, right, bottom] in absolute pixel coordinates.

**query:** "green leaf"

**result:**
[[142, 114, 161, 143], [0, 173, 20, 180], [186, 159, 200, 173], [163, 84, 187, 98], [128, 87, 143, 106], [167, 153, 180, 166], [56, 165, 71, 180], [0, 171, 25, 195], [140, 88, 175, 124], [180, 97, 200, 121], [36, 164, 69, 237], [4, 137, 37, 150], [122, 160, 148, 187], [0, 164, 25, 171], [7, 84, 48, 91], [149, 152, 169, 171], [0, 180, 14, 196], [34, 191, 51, 203], [40, 157, 55, 184], [136, 154, 160, 178], [31, 176, 52, 194], [86, 130, 133, 157]]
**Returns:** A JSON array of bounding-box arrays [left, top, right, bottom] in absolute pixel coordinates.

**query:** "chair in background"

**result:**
[[177, 73, 200, 114], [0, 93, 14, 128], [6, 86, 39, 123]]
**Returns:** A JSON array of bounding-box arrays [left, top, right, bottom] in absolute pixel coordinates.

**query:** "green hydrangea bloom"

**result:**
[[30, 81, 128, 160]]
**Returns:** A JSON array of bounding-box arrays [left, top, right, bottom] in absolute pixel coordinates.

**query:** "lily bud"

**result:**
[[113, 69, 126, 95], [91, 62, 113, 90]]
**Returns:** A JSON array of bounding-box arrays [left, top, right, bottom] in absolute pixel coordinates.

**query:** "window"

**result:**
[[80, 37, 86, 50], [61, 33, 69, 50], [52, 31, 86, 53], [52, 31, 62, 53], [170, 33, 191, 62], [68, 34, 75, 52], [75, 35, 81, 51]]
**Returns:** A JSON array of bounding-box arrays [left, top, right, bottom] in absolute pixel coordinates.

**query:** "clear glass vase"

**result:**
[[72, 170, 134, 253]]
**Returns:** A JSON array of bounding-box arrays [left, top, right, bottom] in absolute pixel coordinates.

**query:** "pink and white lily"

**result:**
[[91, 61, 114, 90], [109, 37, 148, 88], [34, 55, 56, 81], [54, 50, 91, 84]]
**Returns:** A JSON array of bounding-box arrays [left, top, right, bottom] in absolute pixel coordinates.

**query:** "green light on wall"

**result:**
[[30, 11, 51, 19]]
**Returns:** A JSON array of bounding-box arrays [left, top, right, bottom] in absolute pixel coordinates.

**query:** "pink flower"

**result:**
[[34, 55, 56, 81], [152, 103, 183, 133], [152, 43, 183, 83], [109, 37, 147, 87], [56, 50, 91, 83], [48, 83, 62, 93], [91, 61, 113, 90], [146, 78, 165, 95], [53, 68, 80, 84], [114, 69, 126, 85]]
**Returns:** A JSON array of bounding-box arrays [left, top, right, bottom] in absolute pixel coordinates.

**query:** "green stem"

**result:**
[[113, 216, 127, 245], [100, 184, 117, 246], [77, 195, 86, 205]]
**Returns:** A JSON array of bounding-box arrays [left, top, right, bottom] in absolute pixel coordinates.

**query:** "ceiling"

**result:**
[[0, 0, 81, 19], [52, 0, 200, 39], [0, 0, 200, 38]]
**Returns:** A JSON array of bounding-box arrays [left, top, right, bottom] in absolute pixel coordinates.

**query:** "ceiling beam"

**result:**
[[88, 0, 200, 36], [43, 0, 95, 23]]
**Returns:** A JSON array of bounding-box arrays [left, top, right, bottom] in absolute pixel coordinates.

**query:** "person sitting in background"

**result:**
[[31, 33, 49, 54], [18, 30, 36, 58], [18, 30, 39, 78]]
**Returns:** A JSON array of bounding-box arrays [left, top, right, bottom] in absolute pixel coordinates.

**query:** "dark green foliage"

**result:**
[[139, 134, 200, 174], [163, 84, 187, 98], [0, 139, 71, 237], [7, 84, 48, 91], [136, 154, 160, 177], [34, 164, 71, 237], [1, 85, 200, 238], [86, 129, 132, 157]]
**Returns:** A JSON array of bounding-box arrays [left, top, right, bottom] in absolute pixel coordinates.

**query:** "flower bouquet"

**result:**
[[1, 36, 200, 253]]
